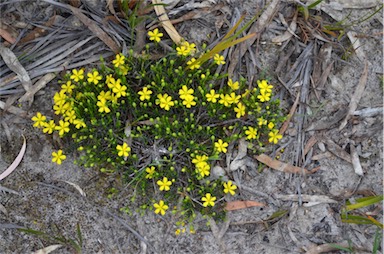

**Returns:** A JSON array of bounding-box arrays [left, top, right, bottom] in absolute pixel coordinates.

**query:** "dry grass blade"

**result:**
[[255, 154, 314, 174], [69, 5, 120, 53], [315, 134, 352, 163], [62, 181, 86, 197], [272, 11, 298, 43], [339, 60, 368, 130], [225, 200, 266, 211], [0, 100, 29, 117], [152, 0, 183, 44], [305, 242, 355, 254], [0, 135, 26, 181], [31, 245, 63, 254], [228, 0, 280, 76], [19, 73, 56, 105], [0, 44, 31, 92], [0, 203, 7, 216], [275, 194, 337, 204], [26, 37, 93, 71], [279, 92, 300, 135]]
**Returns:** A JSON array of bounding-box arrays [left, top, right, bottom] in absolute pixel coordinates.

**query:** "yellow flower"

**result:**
[[52, 150, 66, 165], [107, 77, 120, 90], [218, 94, 231, 107], [201, 193, 216, 207], [70, 69, 84, 82], [116, 142, 131, 157], [145, 166, 155, 179], [257, 80, 273, 93], [64, 110, 76, 123], [97, 90, 112, 101], [257, 117, 267, 126], [105, 74, 114, 84], [53, 102, 69, 115], [268, 129, 283, 144], [187, 58, 200, 70], [227, 92, 241, 105], [196, 162, 210, 177], [227, 79, 239, 90], [156, 93, 174, 111], [175, 229, 181, 235], [73, 119, 86, 129], [268, 122, 275, 129], [113, 54, 125, 68], [61, 81, 75, 94], [234, 102, 246, 118], [181, 41, 196, 54], [179, 85, 194, 100], [31, 112, 46, 128], [157, 177, 172, 191], [148, 28, 163, 42], [153, 200, 169, 215], [53, 91, 67, 105], [223, 180, 237, 195], [87, 71, 102, 85], [206, 89, 219, 103], [55, 120, 70, 136], [192, 154, 208, 166], [215, 139, 228, 153], [214, 54, 225, 65], [245, 126, 257, 140], [138, 87, 152, 101], [119, 65, 129, 75], [182, 95, 196, 108], [176, 45, 190, 56], [42, 120, 55, 134], [257, 90, 271, 102], [97, 99, 111, 113], [112, 84, 127, 98]]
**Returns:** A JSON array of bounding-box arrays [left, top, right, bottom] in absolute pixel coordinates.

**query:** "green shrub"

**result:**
[[32, 29, 285, 232]]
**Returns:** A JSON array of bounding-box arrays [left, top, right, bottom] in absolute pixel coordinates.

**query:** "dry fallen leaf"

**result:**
[[0, 44, 32, 92], [0, 135, 26, 181], [255, 154, 313, 174], [225, 200, 265, 211]]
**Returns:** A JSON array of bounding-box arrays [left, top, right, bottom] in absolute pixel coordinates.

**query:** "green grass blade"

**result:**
[[327, 243, 353, 252], [341, 214, 383, 228], [307, 0, 324, 9], [372, 228, 382, 254], [222, 15, 246, 41], [194, 33, 256, 67], [346, 195, 383, 212]]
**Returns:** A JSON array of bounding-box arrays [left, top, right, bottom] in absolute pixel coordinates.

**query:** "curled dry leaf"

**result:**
[[225, 200, 265, 211], [0, 135, 26, 181], [255, 154, 313, 174]]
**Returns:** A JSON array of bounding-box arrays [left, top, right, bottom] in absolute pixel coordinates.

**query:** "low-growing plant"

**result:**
[[31, 24, 285, 230]]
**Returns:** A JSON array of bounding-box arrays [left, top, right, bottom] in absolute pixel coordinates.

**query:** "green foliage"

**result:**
[[341, 195, 383, 229], [19, 223, 83, 254], [31, 26, 285, 228]]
